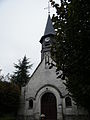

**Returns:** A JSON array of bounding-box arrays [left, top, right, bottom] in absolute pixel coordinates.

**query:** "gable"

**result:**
[[25, 58, 67, 99]]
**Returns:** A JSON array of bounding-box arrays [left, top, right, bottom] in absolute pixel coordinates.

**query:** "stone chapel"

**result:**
[[18, 15, 89, 120]]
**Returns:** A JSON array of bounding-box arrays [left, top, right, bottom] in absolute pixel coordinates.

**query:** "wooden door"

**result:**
[[41, 92, 57, 120]]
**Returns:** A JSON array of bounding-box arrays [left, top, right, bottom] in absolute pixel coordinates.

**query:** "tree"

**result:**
[[11, 55, 32, 88], [50, 0, 90, 114], [0, 81, 20, 116], [0, 69, 4, 81]]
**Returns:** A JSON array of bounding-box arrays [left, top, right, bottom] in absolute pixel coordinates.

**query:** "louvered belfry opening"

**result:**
[[41, 92, 57, 120]]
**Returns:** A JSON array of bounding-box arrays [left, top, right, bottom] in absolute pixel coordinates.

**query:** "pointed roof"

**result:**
[[40, 15, 55, 43], [44, 15, 55, 36]]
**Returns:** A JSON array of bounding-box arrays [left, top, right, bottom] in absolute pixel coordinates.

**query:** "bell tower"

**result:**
[[40, 15, 55, 61]]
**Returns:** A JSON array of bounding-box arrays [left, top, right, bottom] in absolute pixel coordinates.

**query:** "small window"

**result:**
[[65, 97, 72, 107], [29, 99, 33, 109]]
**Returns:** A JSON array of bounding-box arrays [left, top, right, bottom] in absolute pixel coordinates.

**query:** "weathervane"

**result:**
[[44, 1, 51, 15]]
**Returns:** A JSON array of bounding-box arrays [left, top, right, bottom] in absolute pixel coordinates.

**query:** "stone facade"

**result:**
[[18, 58, 88, 120]]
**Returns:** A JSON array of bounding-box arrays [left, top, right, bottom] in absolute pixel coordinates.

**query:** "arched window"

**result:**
[[65, 96, 72, 107], [29, 99, 33, 109]]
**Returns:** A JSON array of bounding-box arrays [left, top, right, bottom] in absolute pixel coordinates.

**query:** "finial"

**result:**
[[44, 1, 51, 15], [48, 1, 50, 14]]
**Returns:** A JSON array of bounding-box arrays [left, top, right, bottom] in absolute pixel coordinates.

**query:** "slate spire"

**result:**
[[40, 15, 55, 43], [44, 15, 55, 36]]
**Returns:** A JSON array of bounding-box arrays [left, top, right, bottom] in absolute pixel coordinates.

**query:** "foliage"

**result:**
[[0, 81, 20, 116], [50, 0, 90, 112], [11, 55, 32, 88], [0, 69, 4, 81]]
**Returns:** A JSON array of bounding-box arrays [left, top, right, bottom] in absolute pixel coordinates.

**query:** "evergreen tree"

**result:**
[[50, 0, 90, 113], [11, 56, 32, 88]]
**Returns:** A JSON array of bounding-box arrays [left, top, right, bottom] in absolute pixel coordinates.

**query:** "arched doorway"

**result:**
[[41, 92, 57, 120]]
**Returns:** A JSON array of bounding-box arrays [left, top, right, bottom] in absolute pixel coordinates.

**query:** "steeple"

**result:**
[[43, 1, 55, 36], [40, 15, 55, 61], [44, 15, 55, 36], [40, 15, 55, 43]]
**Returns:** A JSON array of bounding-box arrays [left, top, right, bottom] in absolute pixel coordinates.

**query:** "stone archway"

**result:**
[[41, 92, 57, 120]]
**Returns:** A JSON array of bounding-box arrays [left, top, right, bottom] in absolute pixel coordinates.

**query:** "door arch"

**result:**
[[41, 92, 57, 120]]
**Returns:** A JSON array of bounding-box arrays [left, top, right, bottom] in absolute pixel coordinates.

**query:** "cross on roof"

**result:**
[[44, 1, 51, 15]]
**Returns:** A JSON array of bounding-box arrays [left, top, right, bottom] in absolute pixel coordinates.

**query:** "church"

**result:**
[[18, 14, 88, 120]]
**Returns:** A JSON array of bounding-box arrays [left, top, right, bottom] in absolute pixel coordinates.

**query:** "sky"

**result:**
[[0, 0, 59, 76]]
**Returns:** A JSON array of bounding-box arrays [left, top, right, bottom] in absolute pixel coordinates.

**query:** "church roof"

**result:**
[[44, 15, 55, 36], [40, 15, 55, 43]]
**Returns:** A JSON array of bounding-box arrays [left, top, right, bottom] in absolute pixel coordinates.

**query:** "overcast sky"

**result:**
[[0, 0, 58, 76]]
